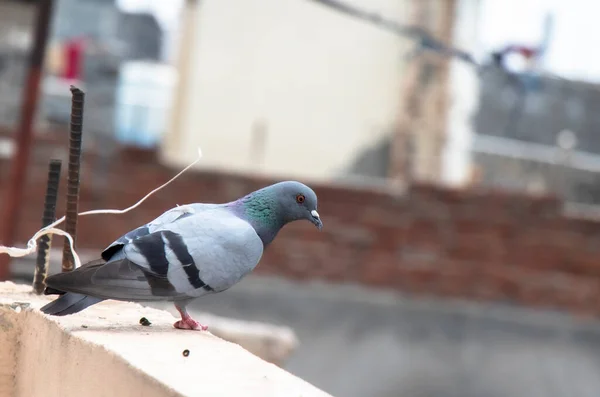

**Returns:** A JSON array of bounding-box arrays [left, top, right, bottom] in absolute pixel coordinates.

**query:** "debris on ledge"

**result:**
[[0, 281, 331, 397], [147, 302, 299, 367]]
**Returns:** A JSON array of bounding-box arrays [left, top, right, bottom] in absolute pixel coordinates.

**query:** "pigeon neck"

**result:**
[[231, 193, 286, 246]]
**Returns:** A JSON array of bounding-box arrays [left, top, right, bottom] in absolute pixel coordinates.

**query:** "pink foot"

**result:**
[[173, 317, 208, 331]]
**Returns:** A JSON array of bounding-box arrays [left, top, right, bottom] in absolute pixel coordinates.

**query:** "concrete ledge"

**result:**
[[0, 282, 331, 397], [146, 303, 299, 367], [11, 253, 300, 367]]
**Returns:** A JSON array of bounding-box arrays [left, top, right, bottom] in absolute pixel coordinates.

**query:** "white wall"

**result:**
[[163, 0, 410, 181], [442, 0, 481, 186]]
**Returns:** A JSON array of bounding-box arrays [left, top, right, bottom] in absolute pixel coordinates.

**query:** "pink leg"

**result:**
[[174, 304, 208, 331]]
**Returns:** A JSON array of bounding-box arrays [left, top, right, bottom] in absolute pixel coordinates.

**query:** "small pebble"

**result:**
[[182, 349, 190, 357], [11, 302, 29, 313], [139, 317, 151, 326], [81, 325, 88, 329]]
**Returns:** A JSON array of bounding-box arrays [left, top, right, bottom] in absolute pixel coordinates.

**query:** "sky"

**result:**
[[478, 0, 600, 83]]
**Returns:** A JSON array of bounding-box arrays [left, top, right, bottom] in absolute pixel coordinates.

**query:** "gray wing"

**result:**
[[45, 258, 182, 301], [101, 203, 218, 261], [46, 209, 263, 302], [126, 209, 264, 296]]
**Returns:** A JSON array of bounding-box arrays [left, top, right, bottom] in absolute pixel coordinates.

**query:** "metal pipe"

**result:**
[[61, 86, 85, 272], [33, 159, 62, 294], [0, 0, 56, 281]]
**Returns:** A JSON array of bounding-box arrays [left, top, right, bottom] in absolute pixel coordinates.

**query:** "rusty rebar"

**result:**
[[33, 159, 62, 294], [61, 86, 85, 272], [0, 0, 56, 281]]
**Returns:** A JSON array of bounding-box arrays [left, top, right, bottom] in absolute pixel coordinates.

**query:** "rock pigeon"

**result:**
[[40, 181, 322, 330]]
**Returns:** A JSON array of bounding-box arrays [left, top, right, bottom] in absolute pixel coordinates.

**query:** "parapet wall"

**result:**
[[0, 282, 331, 397], [3, 145, 600, 317]]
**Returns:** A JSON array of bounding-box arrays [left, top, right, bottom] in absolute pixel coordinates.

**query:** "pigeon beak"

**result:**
[[310, 210, 323, 230]]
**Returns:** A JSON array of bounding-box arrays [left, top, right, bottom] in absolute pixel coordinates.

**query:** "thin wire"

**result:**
[[0, 147, 203, 269]]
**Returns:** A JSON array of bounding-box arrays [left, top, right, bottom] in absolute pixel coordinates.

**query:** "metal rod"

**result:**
[[61, 86, 85, 272], [33, 159, 62, 294], [0, 0, 56, 281]]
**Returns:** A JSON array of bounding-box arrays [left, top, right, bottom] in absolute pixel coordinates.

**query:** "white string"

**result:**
[[0, 147, 203, 269]]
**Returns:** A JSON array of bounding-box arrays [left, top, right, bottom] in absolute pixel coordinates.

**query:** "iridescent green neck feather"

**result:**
[[236, 191, 284, 246]]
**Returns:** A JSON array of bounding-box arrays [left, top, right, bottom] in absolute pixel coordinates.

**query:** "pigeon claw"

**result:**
[[174, 318, 208, 331]]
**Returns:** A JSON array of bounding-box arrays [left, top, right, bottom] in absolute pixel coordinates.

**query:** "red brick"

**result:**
[[563, 255, 600, 277], [434, 261, 476, 298], [6, 141, 600, 318], [329, 223, 376, 247], [360, 206, 408, 228], [371, 226, 405, 251], [405, 219, 449, 251], [506, 243, 568, 272], [360, 252, 398, 287], [396, 266, 439, 293], [446, 234, 505, 264], [516, 272, 600, 313]]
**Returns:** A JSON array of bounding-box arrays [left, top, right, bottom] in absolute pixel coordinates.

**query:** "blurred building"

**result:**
[[0, 0, 481, 188], [161, 0, 480, 186], [0, 1, 37, 128], [162, 0, 407, 181], [0, 0, 166, 144], [473, 68, 600, 205]]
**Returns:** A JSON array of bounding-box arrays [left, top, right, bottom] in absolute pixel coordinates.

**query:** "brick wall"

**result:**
[[2, 142, 600, 316]]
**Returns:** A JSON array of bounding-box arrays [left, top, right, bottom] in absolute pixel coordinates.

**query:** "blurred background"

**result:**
[[2, 0, 600, 396]]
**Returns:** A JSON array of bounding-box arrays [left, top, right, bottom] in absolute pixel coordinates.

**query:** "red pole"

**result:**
[[0, 0, 55, 281]]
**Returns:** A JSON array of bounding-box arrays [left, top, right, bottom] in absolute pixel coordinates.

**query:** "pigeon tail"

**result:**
[[40, 292, 104, 316]]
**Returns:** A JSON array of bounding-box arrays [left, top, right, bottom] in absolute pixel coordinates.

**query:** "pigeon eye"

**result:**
[[296, 194, 305, 204]]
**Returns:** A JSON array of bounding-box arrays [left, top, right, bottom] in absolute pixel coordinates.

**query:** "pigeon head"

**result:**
[[235, 181, 322, 245], [271, 181, 322, 229]]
